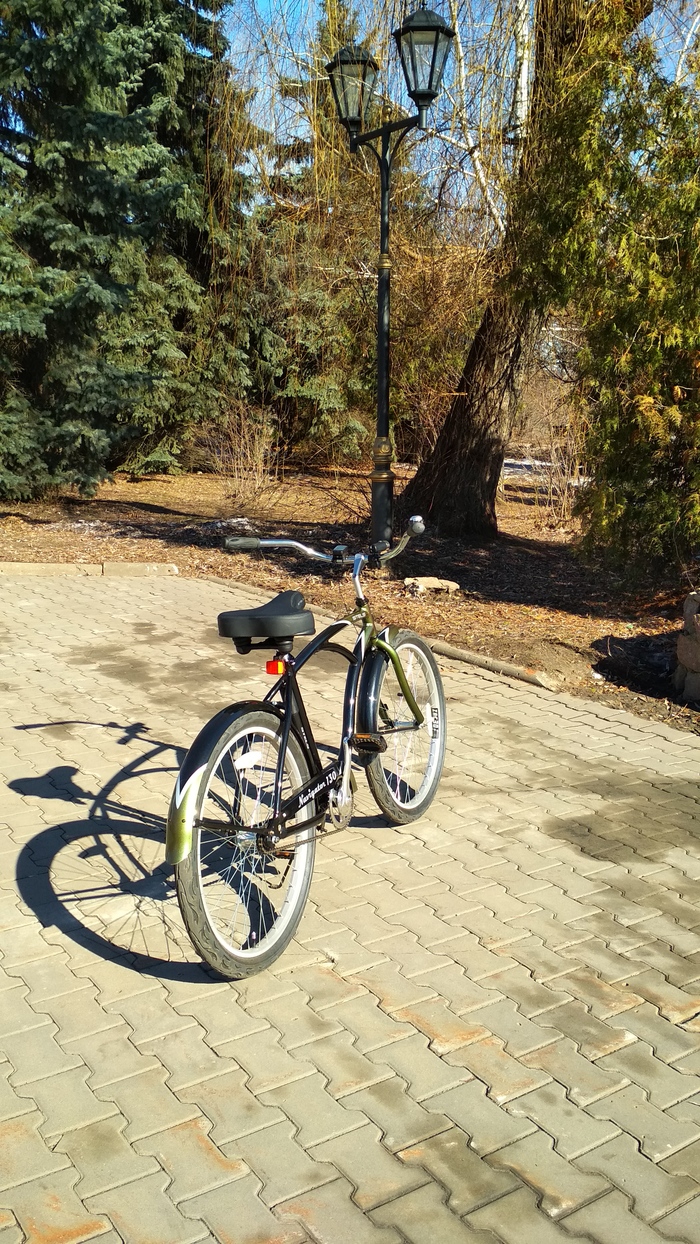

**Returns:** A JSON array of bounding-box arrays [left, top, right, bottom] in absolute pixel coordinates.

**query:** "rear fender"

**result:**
[[165, 700, 281, 866]]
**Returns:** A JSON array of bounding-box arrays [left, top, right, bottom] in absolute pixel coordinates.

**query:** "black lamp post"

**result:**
[[326, 5, 454, 545]]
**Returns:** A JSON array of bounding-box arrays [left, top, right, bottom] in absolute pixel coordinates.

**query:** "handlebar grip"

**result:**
[[224, 536, 261, 552]]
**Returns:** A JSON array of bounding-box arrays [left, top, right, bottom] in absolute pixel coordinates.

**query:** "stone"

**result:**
[[404, 577, 461, 594]]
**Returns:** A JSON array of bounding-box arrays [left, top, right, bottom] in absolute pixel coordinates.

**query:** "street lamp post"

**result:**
[[326, 5, 454, 546]]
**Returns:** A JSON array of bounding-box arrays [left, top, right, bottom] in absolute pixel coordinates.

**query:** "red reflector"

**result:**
[[266, 659, 285, 675]]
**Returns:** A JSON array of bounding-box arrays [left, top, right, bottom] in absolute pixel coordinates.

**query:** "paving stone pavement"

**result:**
[[1, 571, 700, 1242]]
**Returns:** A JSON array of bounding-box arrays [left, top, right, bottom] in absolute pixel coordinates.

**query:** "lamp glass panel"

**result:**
[[410, 29, 438, 94], [362, 63, 377, 116], [431, 30, 451, 90], [339, 62, 362, 121]]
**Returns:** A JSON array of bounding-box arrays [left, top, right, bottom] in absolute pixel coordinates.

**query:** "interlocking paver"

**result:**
[[217, 1027, 314, 1095], [344, 1076, 450, 1151], [371, 1180, 497, 1243], [54, 1114, 160, 1197], [575, 1133, 700, 1224], [260, 1072, 366, 1147], [522, 1036, 630, 1106], [9, 572, 700, 1242], [654, 1197, 700, 1243], [369, 932, 456, 978], [136, 1116, 248, 1202], [74, 955, 163, 1005], [484, 965, 573, 1017], [466, 998, 559, 1057], [94, 1067, 200, 1141], [563, 936, 650, 983], [562, 1189, 685, 1244], [0, 923, 62, 968], [31, 985, 123, 1043], [328, 992, 415, 1052], [596, 1041, 700, 1109], [467, 1185, 592, 1244], [171, 989, 270, 1048], [0, 1168, 108, 1242], [7, 952, 87, 1002], [65, 1022, 160, 1089], [504, 936, 579, 981], [0, 985, 51, 1040], [104, 986, 196, 1045], [447, 1034, 551, 1103], [440, 933, 518, 981], [224, 1119, 336, 1206], [312, 1123, 429, 1210], [0, 1110, 71, 1190], [428, 1080, 536, 1155], [588, 1084, 700, 1162], [487, 1129, 610, 1217], [15, 1066, 117, 1138], [557, 966, 643, 1018], [535, 999, 637, 1060], [393, 999, 490, 1054], [347, 962, 438, 1012], [369, 1033, 471, 1101], [398, 1126, 518, 1213], [85, 1170, 208, 1243], [140, 1024, 235, 1091], [606, 1003, 700, 1063], [278, 1175, 403, 1244], [2, 1021, 85, 1084], [182, 1172, 308, 1243], [283, 965, 366, 1011], [623, 941, 700, 988], [508, 1082, 621, 1158], [0, 1065, 35, 1125], [624, 971, 700, 1025], [297, 1030, 392, 1098], [247, 988, 343, 1049], [662, 1136, 700, 1184]]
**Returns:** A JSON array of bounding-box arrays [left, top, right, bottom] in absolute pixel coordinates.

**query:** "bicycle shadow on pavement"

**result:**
[[11, 719, 222, 985]]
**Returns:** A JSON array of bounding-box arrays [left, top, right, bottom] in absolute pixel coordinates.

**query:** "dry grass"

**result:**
[[0, 466, 694, 733]]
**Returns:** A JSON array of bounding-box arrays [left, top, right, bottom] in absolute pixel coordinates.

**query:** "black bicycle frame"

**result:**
[[260, 619, 361, 840]]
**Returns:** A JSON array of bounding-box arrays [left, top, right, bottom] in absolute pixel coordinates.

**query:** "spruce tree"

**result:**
[[0, 0, 253, 495]]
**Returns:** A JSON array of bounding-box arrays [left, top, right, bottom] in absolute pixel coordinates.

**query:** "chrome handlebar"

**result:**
[[224, 516, 426, 568]]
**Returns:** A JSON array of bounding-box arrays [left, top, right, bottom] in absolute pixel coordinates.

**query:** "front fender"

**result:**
[[355, 625, 401, 736], [165, 701, 281, 866]]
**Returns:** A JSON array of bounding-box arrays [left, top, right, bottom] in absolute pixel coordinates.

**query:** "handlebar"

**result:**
[[224, 516, 425, 567]]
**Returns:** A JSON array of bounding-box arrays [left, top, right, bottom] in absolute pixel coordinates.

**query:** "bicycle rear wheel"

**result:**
[[174, 708, 315, 978], [365, 630, 446, 824]]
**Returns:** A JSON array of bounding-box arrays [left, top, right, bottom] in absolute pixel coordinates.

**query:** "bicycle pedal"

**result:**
[[350, 732, 387, 755]]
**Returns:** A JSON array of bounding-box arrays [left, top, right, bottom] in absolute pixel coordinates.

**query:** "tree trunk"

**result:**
[[402, 0, 652, 540], [403, 293, 536, 538]]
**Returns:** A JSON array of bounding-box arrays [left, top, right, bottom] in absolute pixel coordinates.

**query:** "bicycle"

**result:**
[[165, 516, 446, 978]]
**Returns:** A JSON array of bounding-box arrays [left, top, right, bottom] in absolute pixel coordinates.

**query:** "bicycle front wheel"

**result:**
[[174, 708, 315, 979], [365, 631, 446, 824]]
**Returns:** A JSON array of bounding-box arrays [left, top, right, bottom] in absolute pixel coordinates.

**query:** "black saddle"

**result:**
[[218, 590, 315, 651]]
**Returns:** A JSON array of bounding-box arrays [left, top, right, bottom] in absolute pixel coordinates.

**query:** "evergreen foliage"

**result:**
[[0, 0, 252, 496], [573, 38, 700, 567]]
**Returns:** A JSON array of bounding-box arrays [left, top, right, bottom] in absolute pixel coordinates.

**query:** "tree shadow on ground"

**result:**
[[589, 631, 678, 702]]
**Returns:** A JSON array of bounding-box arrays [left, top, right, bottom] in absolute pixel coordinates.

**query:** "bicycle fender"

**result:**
[[355, 625, 401, 736], [165, 701, 280, 866]]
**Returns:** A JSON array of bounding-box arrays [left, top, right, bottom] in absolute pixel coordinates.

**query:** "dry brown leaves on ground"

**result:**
[[0, 468, 695, 734]]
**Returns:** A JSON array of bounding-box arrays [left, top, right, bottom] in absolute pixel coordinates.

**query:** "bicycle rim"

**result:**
[[374, 639, 443, 809], [186, 714, 314, 967]]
